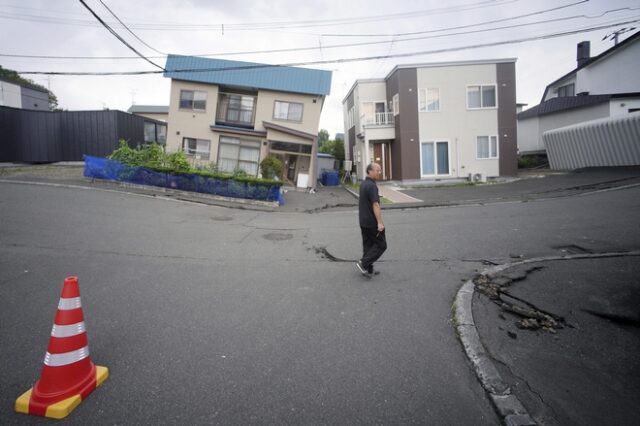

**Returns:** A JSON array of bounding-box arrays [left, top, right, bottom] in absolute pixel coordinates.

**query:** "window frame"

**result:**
[[419, 140, 450, 177], [476, 135, 499, 160], [217, 136, 261, 176], [182, 137, 211, 160], [418, 88, 441, 112], [466, 84, 497, 110], [392, 94, 399, 116], [273, 100, 304, 122], [557, 83, 575, 97], [179, 89, 207, 111]]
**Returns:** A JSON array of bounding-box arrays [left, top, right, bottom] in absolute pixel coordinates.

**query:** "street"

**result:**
[[1, 176, 639, 425]]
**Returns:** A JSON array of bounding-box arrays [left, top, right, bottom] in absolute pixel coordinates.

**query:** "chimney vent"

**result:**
[[577, 41, 590, 67]]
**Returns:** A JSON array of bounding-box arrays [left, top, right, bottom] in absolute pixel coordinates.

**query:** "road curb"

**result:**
[[453, 250, 640, 426]]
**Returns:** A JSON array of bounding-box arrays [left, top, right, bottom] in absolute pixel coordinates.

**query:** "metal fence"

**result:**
[[0, 106, 165, 163], [543, 113, 640, 170]]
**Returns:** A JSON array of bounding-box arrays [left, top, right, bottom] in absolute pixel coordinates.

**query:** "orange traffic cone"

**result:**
[[15, 276, 108, 419]]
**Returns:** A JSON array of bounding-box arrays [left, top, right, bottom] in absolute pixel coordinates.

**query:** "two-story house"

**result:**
[[518, 31, 640, 154], [0, 77, 50, 111], [163, 55, 332, 187], [343, 59, 518, 181]]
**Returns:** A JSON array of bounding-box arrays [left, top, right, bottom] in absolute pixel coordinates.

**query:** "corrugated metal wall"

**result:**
[[543, 113, 640, 170], [0, 106, 147, 162]]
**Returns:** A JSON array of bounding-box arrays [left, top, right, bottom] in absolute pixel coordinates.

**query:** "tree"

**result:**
[[319, 139, 345, 161], [317, 129, 329, 147], [0, 65, 58, 110]]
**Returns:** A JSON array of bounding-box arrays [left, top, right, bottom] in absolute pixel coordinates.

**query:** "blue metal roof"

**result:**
[[163, 55, 332, 96]]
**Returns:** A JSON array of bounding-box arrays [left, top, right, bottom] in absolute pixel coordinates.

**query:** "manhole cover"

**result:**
[[211, 216, 233, 221], [263, 233, 293, 241]]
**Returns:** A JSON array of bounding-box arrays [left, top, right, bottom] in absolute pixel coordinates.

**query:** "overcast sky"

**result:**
[[1, 0, 638, 137]]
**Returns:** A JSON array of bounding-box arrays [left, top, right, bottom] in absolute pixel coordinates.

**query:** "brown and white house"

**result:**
[[163, 55, 332, 187], [343, 59, 518, 181]]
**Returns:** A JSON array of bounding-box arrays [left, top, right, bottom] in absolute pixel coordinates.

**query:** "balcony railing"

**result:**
[[216, 92, 256, 128], [360, 112, 394, 131]]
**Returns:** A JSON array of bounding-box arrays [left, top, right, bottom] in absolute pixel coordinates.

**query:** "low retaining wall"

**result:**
[[83, 155, 283, 204]]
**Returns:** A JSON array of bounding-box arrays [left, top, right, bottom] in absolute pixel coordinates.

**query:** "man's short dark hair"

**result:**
[[366, 163, 374, 174]]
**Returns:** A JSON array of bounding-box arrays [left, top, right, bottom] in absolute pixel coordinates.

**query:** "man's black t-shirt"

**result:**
[[359, 177, 379, 228]]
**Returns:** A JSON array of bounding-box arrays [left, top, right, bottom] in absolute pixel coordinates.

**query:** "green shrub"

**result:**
[[260, 155, 283, 180]]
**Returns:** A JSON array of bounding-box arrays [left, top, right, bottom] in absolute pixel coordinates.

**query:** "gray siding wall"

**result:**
[[20, 87, 50, 111], [0, 106, 149, 162]]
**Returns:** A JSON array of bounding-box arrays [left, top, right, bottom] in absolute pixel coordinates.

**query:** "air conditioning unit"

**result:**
[[469, 172, 486, 183]]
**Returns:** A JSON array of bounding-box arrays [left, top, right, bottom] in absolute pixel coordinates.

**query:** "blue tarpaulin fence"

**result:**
[[84, 155, 284, 204]]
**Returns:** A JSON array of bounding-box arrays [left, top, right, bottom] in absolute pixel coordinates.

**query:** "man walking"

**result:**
[[356, 162, 387, 277]]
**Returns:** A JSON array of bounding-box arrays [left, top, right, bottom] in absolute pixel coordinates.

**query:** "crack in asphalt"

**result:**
[[473, 266, 567, 332], [487, 349, 560, 422]]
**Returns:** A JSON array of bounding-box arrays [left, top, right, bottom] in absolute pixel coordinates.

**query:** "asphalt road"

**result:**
[[1, 177, 639, 425]]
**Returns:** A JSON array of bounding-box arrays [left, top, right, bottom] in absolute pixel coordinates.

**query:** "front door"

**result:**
[[372, 143, 391, 180], [286, 155, 297, 182]]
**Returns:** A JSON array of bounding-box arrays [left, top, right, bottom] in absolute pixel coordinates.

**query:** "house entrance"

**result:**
[[372, 142, 391, 180]]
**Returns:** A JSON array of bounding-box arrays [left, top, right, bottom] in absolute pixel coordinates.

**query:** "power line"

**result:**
[[3, 7, 637, 61], [77, 0, 165, 70], [321, 0, 588, 37], [0, 0, 518, 32], [97, 0, 166, 55], [15, 20, 640, 76]]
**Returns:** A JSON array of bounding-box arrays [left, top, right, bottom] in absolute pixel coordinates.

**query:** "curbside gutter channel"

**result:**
[[453, 250, 640, 426]]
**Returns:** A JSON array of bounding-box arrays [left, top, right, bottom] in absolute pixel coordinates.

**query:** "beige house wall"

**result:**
[[166, 80, 219, 155], [254, 89, 323, 134], [417, 63, 500, 178]]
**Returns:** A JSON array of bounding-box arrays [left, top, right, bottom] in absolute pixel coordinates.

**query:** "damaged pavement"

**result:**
[[463, 252, 640, 426]]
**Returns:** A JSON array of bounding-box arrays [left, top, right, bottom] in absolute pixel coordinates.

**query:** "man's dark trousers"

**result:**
[[361, 227, 387, 272]]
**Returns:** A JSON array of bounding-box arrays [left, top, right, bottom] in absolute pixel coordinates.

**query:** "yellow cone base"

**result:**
[[15, 365, 109, 419]]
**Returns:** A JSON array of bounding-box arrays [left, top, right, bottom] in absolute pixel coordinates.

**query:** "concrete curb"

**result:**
[[453, 250, 640, 426]]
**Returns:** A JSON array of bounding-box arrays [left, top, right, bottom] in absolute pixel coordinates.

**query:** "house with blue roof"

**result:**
[[163, 55, 332, 187]]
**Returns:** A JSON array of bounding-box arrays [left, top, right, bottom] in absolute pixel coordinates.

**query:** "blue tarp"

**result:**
[[84, 155, 284, 204]]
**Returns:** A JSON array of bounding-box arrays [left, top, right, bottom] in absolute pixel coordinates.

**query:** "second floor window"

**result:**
[[419, 88, 440, 112], [392, 94, 399, 115], [179, 90, 207, 111], [467, 85, 496, 109], [216, 93, 256, 127], [557, 83, 575, 97], [274, 101, 303, 122]]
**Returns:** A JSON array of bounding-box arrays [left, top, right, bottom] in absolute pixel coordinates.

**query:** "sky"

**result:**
[[1, 0, 638, 138]]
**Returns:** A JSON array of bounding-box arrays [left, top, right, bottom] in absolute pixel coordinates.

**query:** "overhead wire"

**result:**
[[97, 0, 166, 55], [77, 0, 165, 70], [2, 6, 637, 61], [15, 19, 640, 76]]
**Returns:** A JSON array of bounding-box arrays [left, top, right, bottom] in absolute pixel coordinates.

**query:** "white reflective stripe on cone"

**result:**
[[51, 321, 86, 338], [58, 297, 82, 310], [44, 346, 90, 367]]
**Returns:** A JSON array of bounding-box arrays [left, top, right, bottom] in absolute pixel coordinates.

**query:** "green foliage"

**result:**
[[259, 155, 283, 179], [518, 154, 548, 169], [106, 140, 281, 186], [319, 139, 345, 161], [317, 129, 330, 146]]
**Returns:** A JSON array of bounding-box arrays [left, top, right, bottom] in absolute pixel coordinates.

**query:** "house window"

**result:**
[[362, 101, 388, 125], [467, 85, 496, 109], [216, 93, 256, 127], [476, 136, 498, 159], [557, 83, 575, 97], [420, 141, 449, 176], [179, 90, 207, 111], [273, 101, 303, 122], [182, 137, 210, 160], [419, 88, 440, 112], [144, 121, 167, 144], [218, 136, 261, 176], [392, 94, 399, 115]]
